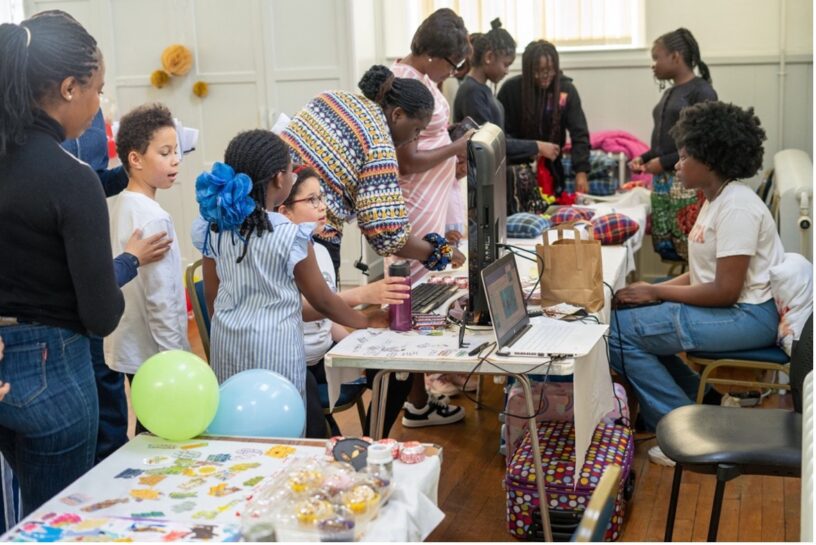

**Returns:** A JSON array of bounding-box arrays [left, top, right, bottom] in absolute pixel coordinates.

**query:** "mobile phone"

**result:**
[[448, 116, 479, 141]]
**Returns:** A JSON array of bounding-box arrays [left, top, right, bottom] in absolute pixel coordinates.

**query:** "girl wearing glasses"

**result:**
[[498, 40, 591, 195], [278, 167, 412, 437]]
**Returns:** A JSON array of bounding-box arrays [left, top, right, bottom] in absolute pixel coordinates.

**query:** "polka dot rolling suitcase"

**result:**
[[505, 420, 635, 541]]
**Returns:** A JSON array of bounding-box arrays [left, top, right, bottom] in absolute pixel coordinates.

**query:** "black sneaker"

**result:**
[[401, 398, 465, 428]]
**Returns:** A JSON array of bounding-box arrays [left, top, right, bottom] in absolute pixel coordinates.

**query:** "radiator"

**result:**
[[773, 149, 813, 261], [803, 370, 813, 542]]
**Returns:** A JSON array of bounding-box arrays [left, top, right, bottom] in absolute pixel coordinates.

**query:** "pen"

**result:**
[[467, 342, 489, 357]]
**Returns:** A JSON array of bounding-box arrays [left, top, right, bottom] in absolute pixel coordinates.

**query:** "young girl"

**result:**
[[192, 130, 387, 406], [106, 104, 190, 415], [278, 166, 411, 436], [610, 101, 783, 465], [497, 40, 590, 195], [453, 20, 551, 165], [629, 28, 717, 261]]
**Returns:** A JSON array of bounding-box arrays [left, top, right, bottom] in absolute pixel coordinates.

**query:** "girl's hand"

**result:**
[[445, 230, 463, 246], [643, 158, 664, 175], [0, 337, 9, 402], [124, 228, 172, 266], [365, 309, 390, 329], [453, 128, 477, 155], [360, 277, 411, 305], [451, 247, 466, 268], [615, 282, 659, 304], [575, 172, 589, 193], [628, 157, 644, 173], [537, 141, 560, 161], [455, 157, 467, 179]]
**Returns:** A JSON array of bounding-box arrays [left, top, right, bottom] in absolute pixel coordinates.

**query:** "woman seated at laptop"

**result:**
[[608, 101, 784, 466]]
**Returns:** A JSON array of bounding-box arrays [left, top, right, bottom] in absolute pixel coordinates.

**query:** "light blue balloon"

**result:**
[[207, 369, 305, 438]]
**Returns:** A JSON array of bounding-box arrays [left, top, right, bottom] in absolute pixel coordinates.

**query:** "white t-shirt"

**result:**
[[303, 243, 336, 365], [688, 182, 784, 304], [105, 190, 190, 374]]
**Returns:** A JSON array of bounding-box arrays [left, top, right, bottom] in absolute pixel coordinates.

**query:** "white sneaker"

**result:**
[[648, 445, 676, 467], [401, 398, 465, 428]]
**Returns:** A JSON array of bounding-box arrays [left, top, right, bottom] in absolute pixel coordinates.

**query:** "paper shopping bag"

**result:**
[[536, 225, 604, 312]]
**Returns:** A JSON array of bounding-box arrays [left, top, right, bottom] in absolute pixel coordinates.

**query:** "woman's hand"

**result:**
[[451, 247, 466, 268], [452, 128, 477, 156], [445, 230, 463, 246], [124, 228, 172, 266], [359, 277, 411, 306], [615, 282, 659, 305], [643, 158, 664, 175], [537, 141, 560, 161], [575, 172, 589, 193], [455, 157, 467, 179], [628, 156, 645, 173], [365, 309, 390, 329]]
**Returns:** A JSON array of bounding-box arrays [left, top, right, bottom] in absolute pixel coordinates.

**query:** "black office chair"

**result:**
[[657, 313, 812, 542]]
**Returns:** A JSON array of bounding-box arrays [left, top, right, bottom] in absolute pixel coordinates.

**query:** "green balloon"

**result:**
[[131, 350, 219, 441]]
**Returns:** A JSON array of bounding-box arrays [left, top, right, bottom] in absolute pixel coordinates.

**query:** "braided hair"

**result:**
[[520, 40, 561, 142], [223, 130, 290, 263], [470, 18, 516, 67], [358, 65, 434, 119], [0, 10, 99, 157], [409, 8, 469, 61], [656, 28, 711, 84]]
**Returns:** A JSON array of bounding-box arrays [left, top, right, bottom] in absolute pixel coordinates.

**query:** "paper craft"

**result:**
[[328, 328, 480, 361]]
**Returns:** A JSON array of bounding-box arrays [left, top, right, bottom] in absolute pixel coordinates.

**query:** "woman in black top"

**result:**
[[453, 19, 552, 165], [629, 28, 716, 261], [497, 40, 590, 194], [0, 10, 123, 514]]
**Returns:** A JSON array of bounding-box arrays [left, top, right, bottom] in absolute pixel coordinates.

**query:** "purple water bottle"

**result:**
[[388, 261, 412, 331]]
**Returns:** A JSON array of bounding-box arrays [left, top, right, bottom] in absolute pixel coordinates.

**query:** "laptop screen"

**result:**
[[481, 253, 530, 349]]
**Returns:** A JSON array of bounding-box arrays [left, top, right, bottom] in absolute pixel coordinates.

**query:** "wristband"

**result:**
[[421, 233, 453, 271]]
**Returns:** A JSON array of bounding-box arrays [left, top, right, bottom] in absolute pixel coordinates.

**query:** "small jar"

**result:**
[[399, 441, 426, 464], [365, 444, 394, 487]]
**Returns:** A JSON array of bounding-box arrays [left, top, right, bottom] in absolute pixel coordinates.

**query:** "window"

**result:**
[[0, 0, 23, 24], [383, 0, 645, 58]]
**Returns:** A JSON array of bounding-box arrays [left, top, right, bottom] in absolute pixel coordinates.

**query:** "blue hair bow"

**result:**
[[195, 162, 255, 233]]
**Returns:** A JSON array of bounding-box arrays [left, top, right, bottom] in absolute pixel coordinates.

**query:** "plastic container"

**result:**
[[388, 261, 412, 331], [365, 443, 394, 499]]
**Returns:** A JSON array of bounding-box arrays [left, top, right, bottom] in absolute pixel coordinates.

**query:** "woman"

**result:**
[[0, 11, 123, 513], [497, 40, 590, 195], [281, 64, 465, 278], [609, 101, 783, 466]]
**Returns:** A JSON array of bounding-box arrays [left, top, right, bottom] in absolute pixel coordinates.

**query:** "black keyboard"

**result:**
[[411, 283, 460, 314]]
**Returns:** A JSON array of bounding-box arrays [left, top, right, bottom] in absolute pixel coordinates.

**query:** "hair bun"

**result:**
[[195, 162, 256, 233], [358, 65, 394, 102], [490, 18, 502, 30]]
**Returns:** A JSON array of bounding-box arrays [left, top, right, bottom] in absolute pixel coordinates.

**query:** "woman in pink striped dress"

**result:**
[[389, 8, 475, 427]]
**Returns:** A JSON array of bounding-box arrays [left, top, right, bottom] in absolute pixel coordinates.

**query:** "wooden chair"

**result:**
[[571, 464, 622, 542], [184, 259, 210, 360]]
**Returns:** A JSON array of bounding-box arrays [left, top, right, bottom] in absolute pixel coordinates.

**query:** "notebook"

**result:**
[[481, 253, 608, 357]]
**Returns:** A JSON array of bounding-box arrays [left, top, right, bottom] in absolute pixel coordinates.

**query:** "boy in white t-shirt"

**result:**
[[608, 101, 784, 466], [106, 104, 190, 432]]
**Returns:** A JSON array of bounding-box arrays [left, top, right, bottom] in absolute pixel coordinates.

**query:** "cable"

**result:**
[[496, 242, 545, 307]]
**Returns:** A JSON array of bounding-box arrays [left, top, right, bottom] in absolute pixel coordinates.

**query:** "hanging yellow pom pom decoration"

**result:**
[[161, 44, 193, 77], [192, 81, 209, 98], [150, 69, 170, 89]]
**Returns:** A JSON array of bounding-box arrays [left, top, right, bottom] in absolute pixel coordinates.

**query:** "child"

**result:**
[[628, 28, 717, 262], [277, 166, 411, 435], [497, 40, 590, 195], [192, 130, 387, 411], [105, 103, 190, 419]]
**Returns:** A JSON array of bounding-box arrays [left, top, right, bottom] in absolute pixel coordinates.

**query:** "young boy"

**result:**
[[105, 104, 190, 413]]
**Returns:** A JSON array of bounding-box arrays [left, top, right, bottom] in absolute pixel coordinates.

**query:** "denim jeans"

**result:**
[[0, 323, 98, 516], [608, 299, 778, 432], [89, 336, 128, 462]]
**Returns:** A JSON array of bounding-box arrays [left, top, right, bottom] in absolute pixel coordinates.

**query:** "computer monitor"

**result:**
[[466, 122, 507, 325]]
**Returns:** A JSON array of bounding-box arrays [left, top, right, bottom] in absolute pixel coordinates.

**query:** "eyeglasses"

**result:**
[[286, 192, 326, 209], [443, 56, 466, 74]]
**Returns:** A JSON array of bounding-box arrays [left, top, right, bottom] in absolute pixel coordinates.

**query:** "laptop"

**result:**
[[481, 253, 608, 358]]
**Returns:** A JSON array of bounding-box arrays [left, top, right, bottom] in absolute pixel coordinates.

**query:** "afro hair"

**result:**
[[670, 101, 766, 181]]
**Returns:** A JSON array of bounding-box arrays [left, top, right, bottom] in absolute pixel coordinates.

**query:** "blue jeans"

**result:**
[[609, 299, 778, 431], [89, 336, 128, 462], [0, 324, 98, 516]]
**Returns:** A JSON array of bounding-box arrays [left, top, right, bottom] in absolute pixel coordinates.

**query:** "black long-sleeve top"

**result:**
[[640, 77, 717, 172], [453, 75, 539, 163], [497, 73, 590, 190], [0, 110, 124, 336]]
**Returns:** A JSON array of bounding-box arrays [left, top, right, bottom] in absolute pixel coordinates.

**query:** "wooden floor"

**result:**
[[184, 319, 802, 542]]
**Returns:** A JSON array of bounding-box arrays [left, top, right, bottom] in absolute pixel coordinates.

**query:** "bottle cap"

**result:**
[[388, 261, 411, 278], [366, 443, 393, 464]]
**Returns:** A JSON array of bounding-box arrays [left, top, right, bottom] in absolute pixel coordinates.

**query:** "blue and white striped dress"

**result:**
[[192, 212, 314, 398]]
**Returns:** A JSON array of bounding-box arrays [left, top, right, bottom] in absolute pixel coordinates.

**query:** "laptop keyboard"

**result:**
[[411, 283, 460, 314], [508, 323, 586, 355]]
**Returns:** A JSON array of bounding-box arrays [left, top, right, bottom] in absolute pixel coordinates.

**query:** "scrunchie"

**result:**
[[195, 162, 255, 233]]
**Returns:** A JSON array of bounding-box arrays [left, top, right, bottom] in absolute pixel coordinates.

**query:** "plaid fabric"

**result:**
[[550, 207, 595, 226], [507, 213, 551, 239], [591, 213, 639, 245], [563, 151, 621, 196]]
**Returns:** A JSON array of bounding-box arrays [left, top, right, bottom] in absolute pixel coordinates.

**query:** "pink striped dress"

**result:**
[[390, 62, 462, 282]]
